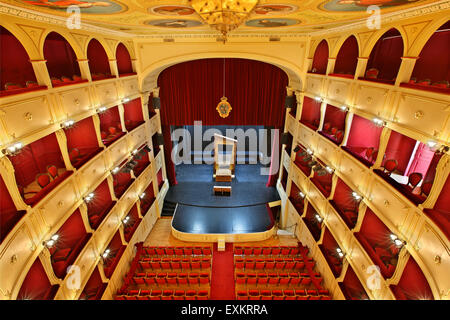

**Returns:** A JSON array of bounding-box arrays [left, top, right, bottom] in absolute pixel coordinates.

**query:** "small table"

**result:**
[[216, 168, 232, 182], [213, 185, 231, 196]]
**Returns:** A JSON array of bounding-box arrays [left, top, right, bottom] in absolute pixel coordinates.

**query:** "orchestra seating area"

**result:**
[[233, 244, 331, 300], [114, 244, 213, 300]]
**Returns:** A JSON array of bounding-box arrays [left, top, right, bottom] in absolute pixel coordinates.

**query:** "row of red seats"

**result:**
[[143, 246, 212, 256], [235, 272, 321, 286], [234, 245, 300, 256], [139, 257, 211, 270], [133, 271, 210, 286], [115, 289, 209, 300], [51, 75, 87, 87], [234, 257, 315, 270], [236, 289, 330, 300]]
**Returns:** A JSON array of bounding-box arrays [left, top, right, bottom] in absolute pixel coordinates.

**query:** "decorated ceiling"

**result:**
[[3, 0, 441, 35]]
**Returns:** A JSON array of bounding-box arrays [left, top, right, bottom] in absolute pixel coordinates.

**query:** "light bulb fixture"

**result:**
[[389, 234, 398, 241], [122, 97, 130, 103], [372, 118, 386, 127], [139, 192, 146, 199], [102, 249, 110, 259], [336, 248, 345, 258], [340, 106, 349, 112], [315, 214, 323, 223], [111, 166, 120, 174], [61, 120, 75, 128], [122, 216, 130, 224], [426, 140, 438, 149], [299, 191, 305, 199], [44, 234, 59, 248], [315, 96, 324, 103], [352, 191, 362, 201], [96, 106, 107, 113], [132, 149, 138, 155], [306, 149, 314, 155], [390, 234, 406, 247], [2, 142, 23, 156], [84, 192, 95, 203], [325, 166, 334, 174]]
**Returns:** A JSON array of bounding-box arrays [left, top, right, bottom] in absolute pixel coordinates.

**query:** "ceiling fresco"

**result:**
[[5, 0, 439, 35]]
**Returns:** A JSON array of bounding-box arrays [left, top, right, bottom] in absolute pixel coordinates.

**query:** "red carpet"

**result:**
[[210, 242, 235, 300]]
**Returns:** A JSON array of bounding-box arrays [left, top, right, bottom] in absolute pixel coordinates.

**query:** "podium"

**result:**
[[213, 134, 237, 182]]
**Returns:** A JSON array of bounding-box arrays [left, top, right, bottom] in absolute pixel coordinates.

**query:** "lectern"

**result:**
[[213, 134, 237, 182]]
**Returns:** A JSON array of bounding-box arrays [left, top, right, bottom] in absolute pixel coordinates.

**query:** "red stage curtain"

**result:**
[[87, 38, 111, 76], [366, 29, 403, 81], [334, 36, 359, 75], [157, 58, 287, 127], [384, 130, 416, 175], [323, 104, 347, 131], [311, 40, 329, 74], [123, 98, 144, 130], [44, 32, 81, 79], [116, 43, 134, 75], [9, 133, 65, 187], [412, 21, 450, 83], [346, 115, 382, 150], [0, 26, 37, 89], [64, 116, 100, 154]]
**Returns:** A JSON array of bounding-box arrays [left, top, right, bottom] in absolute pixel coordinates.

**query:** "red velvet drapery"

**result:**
[[64, 116, 100, 154], [323, 104, 347, 131], [346, 115, 383, 150], [300, 96, 321, 129], [18, 258, 55, 300], [116, 43, 134, 76], [56, 209, 87, 248], [366, 29, 403, 81], [412, 21, 450, 83], [0, 26, 37, 89], [157, 58, 288, 186], [44, 32, 81, 79], [334, 36, 359, 76], [311, 40, 329, 74], [87, 38, 111, 76]]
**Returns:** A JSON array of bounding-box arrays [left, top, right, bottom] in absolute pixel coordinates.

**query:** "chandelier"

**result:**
[[189, 0, 259, 37]]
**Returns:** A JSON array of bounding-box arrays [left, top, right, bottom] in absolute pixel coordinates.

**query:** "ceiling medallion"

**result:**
[[217, 97, 232, 118], [188, 0, 259, 38]]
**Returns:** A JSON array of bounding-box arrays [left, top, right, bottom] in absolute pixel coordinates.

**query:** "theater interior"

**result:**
[[0, 0, 448, 302]]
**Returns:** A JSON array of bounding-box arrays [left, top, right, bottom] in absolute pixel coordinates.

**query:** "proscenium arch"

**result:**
[[139, 52, 303, 93]]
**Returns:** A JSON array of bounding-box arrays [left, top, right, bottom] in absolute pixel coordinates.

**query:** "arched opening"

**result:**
[[362, 28, 404, 84], [331, 36, 359, 79], [43, 32, 84, 87], [0, 26, 45, 96], [87, 38, 114, 80], [310, 40, 329, 75], [401, 21, 450, 93], [116, 43, 135, 77]]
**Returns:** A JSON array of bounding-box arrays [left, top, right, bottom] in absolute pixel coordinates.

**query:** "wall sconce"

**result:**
[[122, 97, 130, 103], [84, 192, 95, 203], [2, 142, 23, 156], [352, 191, 362, 201], [61, 120, 75, 129], [372, 118, 386, 127], [315, 96, 324, 103], [122, 216, 130, 225], [315, 214, 323, 223], [131, 148, 139, 155], [44, 234, 59, 248], [299, 191, 305, 199], [111, 166, 120, 174], [336, 248, 345, 258], [306, 149, 314, 155], [102, 249, 110, 259], [139, 192, 146, 199], [96, 106, 107, 114], [340, 106, 349, 112], [390, 234, 406, 247], [325, 166, 334, 174], [426, 140, 438, 149]]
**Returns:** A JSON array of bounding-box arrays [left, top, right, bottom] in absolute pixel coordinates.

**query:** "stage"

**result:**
[[168, 165, 281, 242]]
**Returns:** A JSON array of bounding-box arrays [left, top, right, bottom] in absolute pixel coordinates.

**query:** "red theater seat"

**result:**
[[185, 290, 196, 300], [196, 290, 208, 300], [237, 290, 248, 300]]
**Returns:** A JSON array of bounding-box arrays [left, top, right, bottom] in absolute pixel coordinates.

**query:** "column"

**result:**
[[306, 57, 314, 73], [373, 127, 391, 169], [341, 112, 354, 146], [140, 91, 151, 122], [131, 59, 138, 74], [30, 60, 52, 87], [318, 100, 327, 131], [77, 59, 92, 82], [109, 59, 119, 78], [355, 57, 369, 80], [295, 91, 305, 122], [395, 56, 419, 86], [326, 58, 336, 75], [91, 113, 106, 148], [0, 157, 28, 211], [79, 202, 95, 233], [54, 130, 75, 172], [117, 103, 127, 133]]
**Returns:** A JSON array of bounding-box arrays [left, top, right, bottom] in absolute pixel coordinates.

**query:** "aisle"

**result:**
[[210, 242, 235, 300]]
